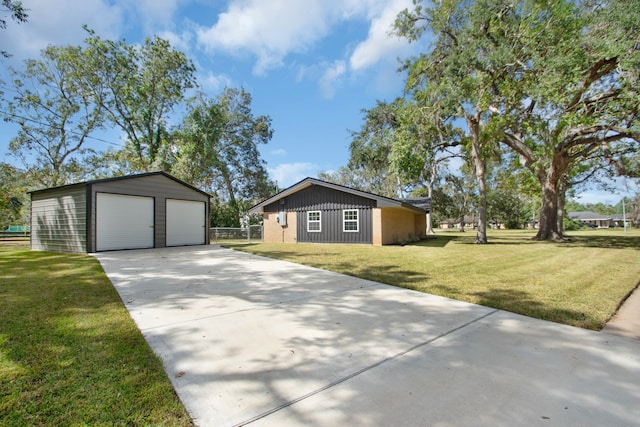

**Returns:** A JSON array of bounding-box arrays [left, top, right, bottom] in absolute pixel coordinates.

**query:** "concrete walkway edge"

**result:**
[[602, 282, 640, 340]]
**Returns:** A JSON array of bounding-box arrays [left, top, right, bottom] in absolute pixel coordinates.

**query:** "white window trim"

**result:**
[[307, 210, 321, 232], [343, 209, 359, 232]]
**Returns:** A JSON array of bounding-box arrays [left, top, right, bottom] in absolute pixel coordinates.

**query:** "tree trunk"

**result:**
[[474, 158, 488, 244], [557, 177, 567, 235], [534, 159, 567, 241], [467, 113, 487, 244], [222, 172, 240, 227], [535, 182, 559, 240], [426, 184, 435, 234]]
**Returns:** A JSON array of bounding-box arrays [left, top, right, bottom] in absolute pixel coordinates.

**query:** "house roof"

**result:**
[[610, 214, 630, 221], [567, 211, 611, 221], [401, 197, 432, 212], [248, 177, 428, 214], [28, 171, 212, 198]]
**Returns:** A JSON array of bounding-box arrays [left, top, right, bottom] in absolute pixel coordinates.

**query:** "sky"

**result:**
[[0, 0, 635, 205]]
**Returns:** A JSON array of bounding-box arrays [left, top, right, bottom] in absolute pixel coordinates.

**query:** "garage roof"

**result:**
[[28, 171, 211, 197]]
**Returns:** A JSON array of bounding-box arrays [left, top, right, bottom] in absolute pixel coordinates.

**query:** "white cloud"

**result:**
[[349, 0, 414, 72], [159, 28, 194, 54], [197, 0, 334, 75], [574, 191, 624, 206], [199, 71, 234, 92], [268, 162, 318, 188], [133, 0, 183, 33], [196, 0, 412, 77], [319, 60, 346, 99], [1, 0, 193, 63], [573, 177, 638, 206], [2, 0, 123, 60]]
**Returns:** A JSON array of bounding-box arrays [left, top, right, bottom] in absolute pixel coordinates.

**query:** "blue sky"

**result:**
[[0, 0, 635, 204], [0, 0, 417, 188]]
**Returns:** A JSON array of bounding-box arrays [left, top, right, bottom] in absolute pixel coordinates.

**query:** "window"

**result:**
[[343, 209, 359, 232], [307, 211, 321, 232]]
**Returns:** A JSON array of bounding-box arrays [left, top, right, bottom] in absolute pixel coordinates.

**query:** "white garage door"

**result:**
[[96, 193, 154, 251], [166, 199, 206, 246]]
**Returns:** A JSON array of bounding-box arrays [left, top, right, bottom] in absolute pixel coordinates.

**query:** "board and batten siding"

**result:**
[[264, 185, 374, 244], [31, 184, 88, 253], [296, 208, 373, 243], [88, 174, 210, 252]]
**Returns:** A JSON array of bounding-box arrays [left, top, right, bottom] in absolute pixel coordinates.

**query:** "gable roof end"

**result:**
[[249, 177, 427, 214]]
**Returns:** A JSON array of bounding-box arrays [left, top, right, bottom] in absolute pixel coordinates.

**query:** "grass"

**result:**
[[0, 241, 192, 426], [225, 228, 640, 330], [1, 229, 637, 423]]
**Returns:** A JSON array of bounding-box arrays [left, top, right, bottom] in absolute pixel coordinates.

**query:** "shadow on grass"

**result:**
[[408, 231, 640, 250], [0, 248, 192, 426], [430, 284, 602, 330], [412, 234, 467, 248], [563, 234, 640, 250], [223, 244, 429, 286]]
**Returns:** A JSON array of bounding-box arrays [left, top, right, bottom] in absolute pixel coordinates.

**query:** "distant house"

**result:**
[[248, 178, 428, 245], [439, 215, 478, 230], [567, 211, 611, 228], [611, 214, 633, 228]]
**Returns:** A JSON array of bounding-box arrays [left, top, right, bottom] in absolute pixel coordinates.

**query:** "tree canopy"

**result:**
[[1, 0, 28, 57], [5, 44, 106, 187], [385, 0, 640, 240], [83, 31, 197, 172], [1, 31, 273, 227], [172, 88, 274, 226]]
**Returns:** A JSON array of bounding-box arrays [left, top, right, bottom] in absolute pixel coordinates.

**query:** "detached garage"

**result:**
[[29, 171, 211, 253]]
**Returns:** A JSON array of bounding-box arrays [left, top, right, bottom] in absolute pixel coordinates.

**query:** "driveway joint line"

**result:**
[[236, 308, 501, 426]]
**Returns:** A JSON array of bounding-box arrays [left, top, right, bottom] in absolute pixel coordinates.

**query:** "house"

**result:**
[[439, 215, 478, 229], [29, 171, 211, 253], [567, 211, 611, 228], [610, 214, 633, 228], [248, 177, 428, 245]]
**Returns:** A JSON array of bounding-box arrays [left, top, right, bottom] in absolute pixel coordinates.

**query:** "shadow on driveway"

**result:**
[[95, 246, 640, 427]]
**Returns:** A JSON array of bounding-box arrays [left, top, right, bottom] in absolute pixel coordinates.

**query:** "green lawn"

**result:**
[[226, 229, 640, 330], [0, 244, 192, 426], [1, 229, 638, 423]]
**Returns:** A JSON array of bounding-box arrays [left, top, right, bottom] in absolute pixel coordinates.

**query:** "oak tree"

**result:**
[[83, 31, 196, 171], [173, 88, 273, 226], [5, 45, 106, 186]]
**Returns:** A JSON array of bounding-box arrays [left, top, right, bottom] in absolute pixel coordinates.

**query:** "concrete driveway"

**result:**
[[94, 245, 640, 426]]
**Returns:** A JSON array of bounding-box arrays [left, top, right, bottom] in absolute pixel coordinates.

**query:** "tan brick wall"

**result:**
[[415, 213, 426, 236], [263, 211, 297, 243], [372, 208, 383, 246], [379, 208, 426, 245]]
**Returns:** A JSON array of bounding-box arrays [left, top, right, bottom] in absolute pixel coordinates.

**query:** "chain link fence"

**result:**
[[210, 225, 263, 244]]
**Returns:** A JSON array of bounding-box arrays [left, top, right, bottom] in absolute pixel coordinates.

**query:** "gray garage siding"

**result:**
[[30, 172, 211, 253], [30, 184, 87, 253], [88, 174, 210, 252]]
